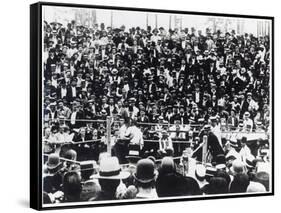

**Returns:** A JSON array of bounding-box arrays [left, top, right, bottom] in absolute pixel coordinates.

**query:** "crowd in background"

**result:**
[[42, 18, 271, 204]]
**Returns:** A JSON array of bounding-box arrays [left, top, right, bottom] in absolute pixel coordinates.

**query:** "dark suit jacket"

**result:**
[[207, 132, 224, 159], [66, 86, 78, 102], [69, 110, 84, 129]]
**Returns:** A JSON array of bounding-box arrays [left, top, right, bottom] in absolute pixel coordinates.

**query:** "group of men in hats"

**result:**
[[42, 17, 271, 203], [43, 143, 270, 203]]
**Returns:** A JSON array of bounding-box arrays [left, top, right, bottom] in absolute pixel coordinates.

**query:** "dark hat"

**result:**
[[254, 171, 269, 191], [210, 116, 217, 121], [134, 159, 156, 183], [80, 160, 98, 180], [46, 154, 62, 170], [64, 149, 77, 161], [215, 154, 226, 169], [208, 177, 228, 194], [226, 154, 237, 162], [203, 124, 211, 131], [205, 164, 217, 178]]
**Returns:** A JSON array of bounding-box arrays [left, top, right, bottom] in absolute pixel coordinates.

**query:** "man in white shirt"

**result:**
[[59, 83, 67, 99], [151, 29, 161, 44], [239, 136, 252, 163], [125, 120, 144, 149], [158, 130, 173, 156], [170, 121, 186, 139], [243, 111, 253, 132]]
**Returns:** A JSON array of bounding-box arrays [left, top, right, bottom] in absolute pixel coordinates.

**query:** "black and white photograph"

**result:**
[[37, 2, 273, 209]]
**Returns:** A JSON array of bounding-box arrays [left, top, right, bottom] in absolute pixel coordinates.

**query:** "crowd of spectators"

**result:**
[[42, 18, 271, 204], [43, 152, 270, 203]]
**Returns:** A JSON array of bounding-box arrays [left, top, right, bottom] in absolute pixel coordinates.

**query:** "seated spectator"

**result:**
[[92, 156, 130, 201], [134, 159, 158, 199], [205, 177, 229, 194], [246, 181, 266, 193], [62, 171, 82, 202], [229, 173, 250, 193]]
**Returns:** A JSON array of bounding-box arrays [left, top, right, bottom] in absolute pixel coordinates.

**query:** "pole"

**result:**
[[188, 130, 193, 148], [110, 11, 113, 28], [106, 116, 112, 154], [146, 13, 148, 29], [180, 16, 183, 30], [155, 14, 158, 29], [202, 135, 208, 165], [169, 15, 172, 30]]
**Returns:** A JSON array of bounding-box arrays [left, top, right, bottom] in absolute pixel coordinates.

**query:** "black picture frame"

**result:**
[[30, 1, 274, 210]]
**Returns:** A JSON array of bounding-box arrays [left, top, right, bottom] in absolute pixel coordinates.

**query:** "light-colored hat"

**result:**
[[230, 160, 246, 175], [196, 164, 206, 179], [244, 111, 250, 117], [111, 68, 118, 74], [247, 181, 266, 193], [91, 156, 130, 179]]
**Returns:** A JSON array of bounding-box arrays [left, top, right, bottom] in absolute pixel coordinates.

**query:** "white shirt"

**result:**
[[240, 145, 252, 162], [70, 111, 77, 125], [50, 111, 56, 120], [51, 78, 58, 88], [151, 35, 161, 44], [195, 92, 200, 103], [159, 137, 173, 151], [243, 119, 253, 132], [71, 86, 77, 97], [119, 124, 127, 139], [61, 87, 67, 98], [226, 149, 241, 161], [125, 126, 144, 147], [136, 188, 158, 199]]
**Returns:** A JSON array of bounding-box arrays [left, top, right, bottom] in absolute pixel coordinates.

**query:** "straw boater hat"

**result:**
[[91, 157, 130, 179], [195, 164, 206, 180], [244, 111, 250, 118], [210, 116, 217, 122], [111, 68, 118, 75], [203, 124, 211, 131]]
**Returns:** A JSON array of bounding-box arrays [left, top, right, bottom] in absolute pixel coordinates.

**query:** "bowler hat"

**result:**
[[46, 153, 62, 170], [134, 159, 156, 183]]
